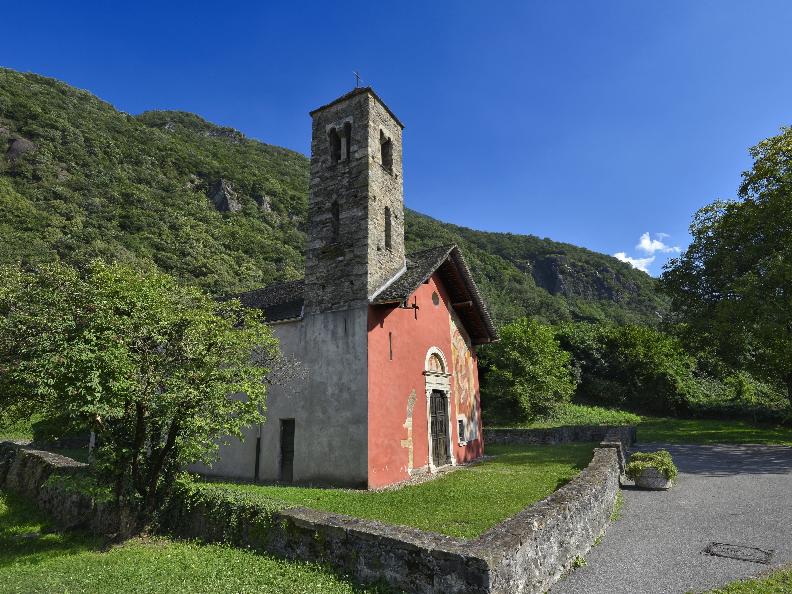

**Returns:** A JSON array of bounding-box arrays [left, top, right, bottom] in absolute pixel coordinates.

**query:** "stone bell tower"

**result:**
[[304, 87, 406, 314]]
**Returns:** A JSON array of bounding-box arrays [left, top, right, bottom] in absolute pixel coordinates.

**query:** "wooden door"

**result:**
[[430, 390, 450, 467], [280, 419, 295, 483]]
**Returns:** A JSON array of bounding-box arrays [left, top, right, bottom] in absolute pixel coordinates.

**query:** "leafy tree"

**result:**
[[480, 318, 576, 422], [556, 323, 698, 415], [0, 261, 278, 526], [661, 126, 792, 404]]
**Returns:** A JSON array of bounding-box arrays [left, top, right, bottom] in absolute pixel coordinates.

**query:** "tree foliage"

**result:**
[[0, 261, 278, 521], [661, 125, 792, 403], [480, 318, 576, 421], [556, 323, 699, 415]]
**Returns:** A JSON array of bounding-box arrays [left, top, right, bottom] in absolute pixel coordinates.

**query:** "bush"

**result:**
[[480, 318, 577, 422], [158, 476, 288, 546], [625, 450, 678, 482], [556, 323, 700, 415]]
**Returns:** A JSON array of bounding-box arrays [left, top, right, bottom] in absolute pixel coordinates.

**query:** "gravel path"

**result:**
[[552, 443, 792, 594]]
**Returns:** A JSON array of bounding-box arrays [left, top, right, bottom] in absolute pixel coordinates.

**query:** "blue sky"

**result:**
[[4, 1, 792, 275]]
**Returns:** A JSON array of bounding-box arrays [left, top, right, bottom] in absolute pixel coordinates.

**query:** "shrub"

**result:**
[[556, 323, 700, 415], [625, 450, 678, 482], [158, 476, 288, 546], [0, 261, 280, 528], [480, 318, 577, 422]]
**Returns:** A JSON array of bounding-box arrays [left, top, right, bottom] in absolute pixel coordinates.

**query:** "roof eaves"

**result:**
[[447, 246, 499, 344], [309, 86, 405, 129]]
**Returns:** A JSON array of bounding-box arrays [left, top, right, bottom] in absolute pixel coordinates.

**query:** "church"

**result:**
[[202, 87, 498, 489]]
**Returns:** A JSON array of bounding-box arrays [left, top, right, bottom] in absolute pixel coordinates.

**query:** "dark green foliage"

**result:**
[[0, 260, 278, 524], [159, 476, 288, 546], [0, 68, 307, 295], [480, 318, 577, 422], [556, 323, 700, 415], [0, 68, 665, 325], [625, 450, 677, 481], [662, 125, 792, 404]]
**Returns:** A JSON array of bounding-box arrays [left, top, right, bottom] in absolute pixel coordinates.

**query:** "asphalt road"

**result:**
[[551, 443, 792, 594]]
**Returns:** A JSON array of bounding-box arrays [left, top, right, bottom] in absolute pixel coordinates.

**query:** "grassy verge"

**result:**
[[494, 403, 792, 445], [205, 443, 595, 539], [704, 564, 792, 593], [0, 490, 389, 594]]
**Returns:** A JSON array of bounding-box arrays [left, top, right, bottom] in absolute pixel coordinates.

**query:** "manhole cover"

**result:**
[[703, 542, 774, 564]]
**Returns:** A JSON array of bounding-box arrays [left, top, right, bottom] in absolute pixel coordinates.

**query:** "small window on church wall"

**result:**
[[330, 200, 340, 242], [328, 128, 341, 164], [384, 206, 392, 250], [432, 291, 440, 306], [458, 419, 466, 443], [380, 130, 393, 173], [343, 122, 352, 161]]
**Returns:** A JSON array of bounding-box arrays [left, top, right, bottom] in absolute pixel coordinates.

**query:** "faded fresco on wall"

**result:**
[[449, 314, 479, 442]]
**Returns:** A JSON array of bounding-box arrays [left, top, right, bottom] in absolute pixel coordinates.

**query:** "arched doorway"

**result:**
[[424, 348, 453, 471]]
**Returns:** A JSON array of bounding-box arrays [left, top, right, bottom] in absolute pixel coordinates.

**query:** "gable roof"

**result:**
[[232, 245, 498, 344], [372, 245, 498, 345], [233, 279, 304, 323]]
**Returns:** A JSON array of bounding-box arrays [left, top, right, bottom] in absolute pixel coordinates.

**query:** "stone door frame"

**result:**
[[424, 347, 454, 473]]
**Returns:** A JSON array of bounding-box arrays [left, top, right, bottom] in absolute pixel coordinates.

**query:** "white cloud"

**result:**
[[636, 232, 680, 255], [613, 252, 655, 273]]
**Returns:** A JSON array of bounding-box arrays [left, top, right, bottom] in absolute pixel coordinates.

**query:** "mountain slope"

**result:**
[[0, 68, 667, 325]]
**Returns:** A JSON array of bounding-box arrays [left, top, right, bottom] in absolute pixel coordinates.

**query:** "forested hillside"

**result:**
[[0, 68, 667, 325]]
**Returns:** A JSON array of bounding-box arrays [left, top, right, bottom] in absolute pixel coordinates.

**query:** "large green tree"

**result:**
[[0, 261, 278, 523], [661, 126, 792, 403], [480, 318, 577, 422]]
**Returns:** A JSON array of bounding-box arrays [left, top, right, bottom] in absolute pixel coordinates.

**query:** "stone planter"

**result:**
[[633, 467, 672, 490]]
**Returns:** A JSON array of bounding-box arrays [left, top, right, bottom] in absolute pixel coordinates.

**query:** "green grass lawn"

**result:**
[[496, 403, 792, 446], [0, 490, 389, 594], [205, 442, 595, 539], [703, 565, 792, 593]]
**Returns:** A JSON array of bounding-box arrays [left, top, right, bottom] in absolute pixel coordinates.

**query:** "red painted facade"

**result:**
[[367, 273, 484, 488]]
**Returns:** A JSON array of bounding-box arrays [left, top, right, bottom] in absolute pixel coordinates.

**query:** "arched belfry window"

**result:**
[[384, 206, 392, 250], [380, 130, 393, 173], [328, 128, 341, 164], [331, 200, 340, 242]]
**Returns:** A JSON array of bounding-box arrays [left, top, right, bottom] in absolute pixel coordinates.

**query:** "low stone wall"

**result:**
[[0, 441, 121, 534], [164, 437, 627, 593], [485, 424, 636, 448], [1, 432, 629, 594]]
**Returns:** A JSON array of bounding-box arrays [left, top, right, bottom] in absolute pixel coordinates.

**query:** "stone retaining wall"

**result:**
[[0, 441, 121, 534], [0, 428, 634, 594], [485, 424, 636, 448]]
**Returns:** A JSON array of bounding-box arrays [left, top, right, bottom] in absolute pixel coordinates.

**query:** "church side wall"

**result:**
[[367, 273, 484, 489], [196, 307, 369, 488]]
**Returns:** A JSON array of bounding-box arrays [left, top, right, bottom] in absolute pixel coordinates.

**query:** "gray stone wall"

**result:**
[[305, 88, 405, 313], [485, 424, 636, 448], [0, 442, 122, 535]]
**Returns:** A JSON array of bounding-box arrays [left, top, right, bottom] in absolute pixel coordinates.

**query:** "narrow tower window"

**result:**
[[380, 130, 393, 173], [343, 122, 352, 161], [384, 206, 392, 250], [330, 200, 340, 242], [328, 127, 341, 164]]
